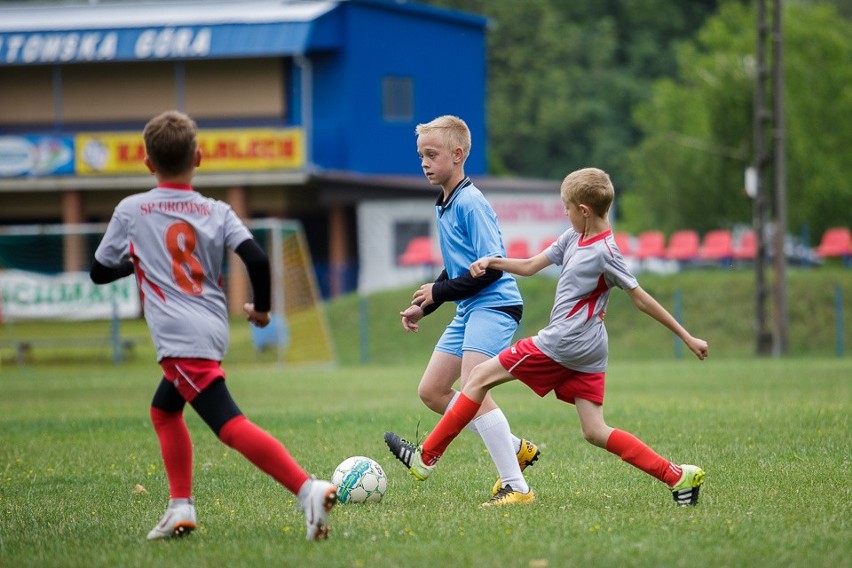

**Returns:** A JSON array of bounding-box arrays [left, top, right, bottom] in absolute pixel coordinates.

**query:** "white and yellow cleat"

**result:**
[[670, 464, 705, 506], [482, 485, 535, 507], [491, 438, 541, 495], [384, 431, 435, 481]]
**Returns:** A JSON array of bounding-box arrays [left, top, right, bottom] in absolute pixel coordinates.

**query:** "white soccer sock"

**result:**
[[472, 408, 529, 493], [447, 390, 523, 451]]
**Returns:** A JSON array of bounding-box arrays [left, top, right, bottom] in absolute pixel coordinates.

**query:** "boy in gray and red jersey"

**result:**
[[91, 110, 336, 541], [386, 167, 709, 507]]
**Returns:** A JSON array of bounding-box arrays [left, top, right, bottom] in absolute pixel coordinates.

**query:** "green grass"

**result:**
[[1, 357, 849, 567], [0, 267, 850, 566]]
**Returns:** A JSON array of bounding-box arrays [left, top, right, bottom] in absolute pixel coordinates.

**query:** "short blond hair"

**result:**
[[415, 115, 471, 162], [143, 110, 198, 177], [560, 167, 614, 218]]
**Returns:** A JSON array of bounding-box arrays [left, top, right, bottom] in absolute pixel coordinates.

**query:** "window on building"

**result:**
[[382, 76, 413, 122]]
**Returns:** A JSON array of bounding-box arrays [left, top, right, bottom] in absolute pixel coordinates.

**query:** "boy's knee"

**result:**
[[417, 384, 446, 413]]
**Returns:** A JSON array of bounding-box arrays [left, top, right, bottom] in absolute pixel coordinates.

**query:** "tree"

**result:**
[[622, 1, 852, 239], [421, 0, 718, 187]]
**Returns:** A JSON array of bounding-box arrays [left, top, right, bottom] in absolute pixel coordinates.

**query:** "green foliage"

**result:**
[[624, 1, 852, 238], [0, 356, 848, 567], [422, 0, 719, 186]]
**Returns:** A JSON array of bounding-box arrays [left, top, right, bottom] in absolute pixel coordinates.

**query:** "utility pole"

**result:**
[[771, 0, 789, 355], [753, 0, 773, 355]]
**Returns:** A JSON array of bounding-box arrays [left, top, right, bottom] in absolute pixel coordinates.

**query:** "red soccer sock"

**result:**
[[218, 415, 310, 495], [605, 429, 682, 486], [421, 393, 482, 465], [150, 407, 193, 499]]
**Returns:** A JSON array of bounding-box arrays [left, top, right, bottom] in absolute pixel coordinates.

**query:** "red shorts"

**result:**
[[498, 337, 605, 404], [159, 358, 225, 403]]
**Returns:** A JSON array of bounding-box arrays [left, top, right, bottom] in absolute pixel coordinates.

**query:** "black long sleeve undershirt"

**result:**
[[234, 239, 271, 313], [89, 257, 134, 284], [421, 267, 503, 316]]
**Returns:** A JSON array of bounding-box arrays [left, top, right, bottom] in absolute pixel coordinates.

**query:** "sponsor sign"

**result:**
[[0, 135, 74, 177], [76, 128, 304, 174], [0, 269, 140, 321], [0, 22, 317, 65]]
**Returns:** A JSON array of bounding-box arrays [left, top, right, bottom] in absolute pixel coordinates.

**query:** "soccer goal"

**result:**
[[247, 219, 336, 366], [0, 219, 335, 366]]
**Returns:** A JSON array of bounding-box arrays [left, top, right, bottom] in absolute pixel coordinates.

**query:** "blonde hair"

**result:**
[[143, 110, 198, 177], [415, 115, 471, 162], [560, 167, 614, 218]]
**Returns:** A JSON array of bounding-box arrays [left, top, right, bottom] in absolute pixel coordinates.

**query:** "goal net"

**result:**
[[0, 219, 335, 366]]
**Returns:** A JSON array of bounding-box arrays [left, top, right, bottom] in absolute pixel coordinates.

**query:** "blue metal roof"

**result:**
[[0, 0, 485, 65], [0, 1, 339, 64]]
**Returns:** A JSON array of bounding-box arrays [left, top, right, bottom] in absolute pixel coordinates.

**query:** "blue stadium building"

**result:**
[[0, 0, 557, 300]]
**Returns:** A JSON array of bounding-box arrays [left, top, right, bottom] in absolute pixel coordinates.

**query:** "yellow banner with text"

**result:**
[[75, 128, 304, 174]]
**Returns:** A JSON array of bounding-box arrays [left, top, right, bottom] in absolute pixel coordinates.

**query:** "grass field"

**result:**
[[1, 355, 848, 567]]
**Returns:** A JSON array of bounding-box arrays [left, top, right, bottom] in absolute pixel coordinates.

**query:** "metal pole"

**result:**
[[836, 285, 844, 358], [673, 288, 683, 360], [771, 0, 788, 355], [754, 0, 773, 355], [270, 223, 287, 365], [359, 294, 369, 364]]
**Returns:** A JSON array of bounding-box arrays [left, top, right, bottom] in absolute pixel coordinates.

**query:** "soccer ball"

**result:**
[[331, 456, 387, 504]]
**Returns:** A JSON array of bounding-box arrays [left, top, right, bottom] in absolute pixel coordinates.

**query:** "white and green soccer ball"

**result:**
[[332, 456, 387, 504]]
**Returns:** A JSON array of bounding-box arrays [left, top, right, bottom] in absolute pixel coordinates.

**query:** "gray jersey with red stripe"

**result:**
[[532, 228, 638, 373], [95, 186, 253, 361]]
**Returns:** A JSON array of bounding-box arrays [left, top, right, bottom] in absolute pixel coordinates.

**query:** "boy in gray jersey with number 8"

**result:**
[[90, 110, 336, 541], [386, 167, 709, 506]]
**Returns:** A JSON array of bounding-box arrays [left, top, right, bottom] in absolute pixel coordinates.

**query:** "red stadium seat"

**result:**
[[635, 231, 666, 260], [505, 239, 530, 258], [733, 229, 757, 261], [698, 229, 734, 261], [538, 236, 558, 253], [665, 230, 699, 261], [398, 236, 439, 266], [614, 231, 634, 257], [815, 227, 852, 258]]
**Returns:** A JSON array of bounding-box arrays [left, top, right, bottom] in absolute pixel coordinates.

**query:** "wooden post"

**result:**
[[61, 190, 85, 272]]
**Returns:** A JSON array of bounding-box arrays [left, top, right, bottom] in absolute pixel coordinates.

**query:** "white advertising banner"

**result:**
[[0, 269, 140, 321]]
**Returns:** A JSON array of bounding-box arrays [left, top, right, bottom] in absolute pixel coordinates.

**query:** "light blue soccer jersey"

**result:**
[[533, 228, 638, 373], [95, 186, 253, 361], [435, 179, 523, 313]]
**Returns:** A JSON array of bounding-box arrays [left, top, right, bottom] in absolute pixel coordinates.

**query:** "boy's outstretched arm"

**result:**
[[471, 252, 551, 278], [625, 285, 709, 360]]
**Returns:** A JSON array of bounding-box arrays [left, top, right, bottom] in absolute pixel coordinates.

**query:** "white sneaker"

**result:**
[[147, 499, 197, 540], [299, 479, 337, 541]]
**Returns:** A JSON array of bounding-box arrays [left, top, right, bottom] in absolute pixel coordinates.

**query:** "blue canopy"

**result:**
[[0, 1, 340, 65]]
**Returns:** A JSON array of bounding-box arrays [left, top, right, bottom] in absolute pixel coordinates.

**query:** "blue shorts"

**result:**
[[435, 307, 519, 358]]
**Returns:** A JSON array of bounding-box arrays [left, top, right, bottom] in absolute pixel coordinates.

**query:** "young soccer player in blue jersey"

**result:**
[[90, 110, 336, 541], [385, 115, 539, 505], [386, 167, 709, 506]]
